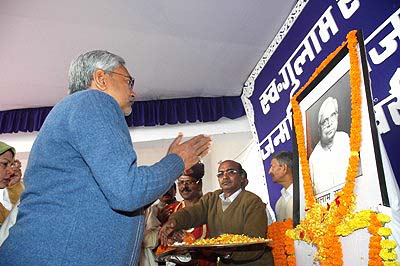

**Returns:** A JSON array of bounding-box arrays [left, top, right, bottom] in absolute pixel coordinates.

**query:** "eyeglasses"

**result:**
[[177, 180, 200, 186], [320, 112, 338, 128], [107, 71, 135, 89], [0, 161, 19, 170], [216, 169, 239, 178]]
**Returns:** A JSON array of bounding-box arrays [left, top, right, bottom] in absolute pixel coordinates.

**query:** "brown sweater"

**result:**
[[0, 182, 24, 224], [171, 189, 274, 265]]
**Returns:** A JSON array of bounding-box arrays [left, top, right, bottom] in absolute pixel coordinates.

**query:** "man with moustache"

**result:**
[[165, 162, 209, 240], [309, 97, 350, 194], [157, 162, 210, 266], [159, 160, 273, 266], [268, 151, 293, 221]]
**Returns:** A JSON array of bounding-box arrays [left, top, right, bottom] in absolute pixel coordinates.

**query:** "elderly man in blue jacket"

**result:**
[[0, 50, 211, 265]]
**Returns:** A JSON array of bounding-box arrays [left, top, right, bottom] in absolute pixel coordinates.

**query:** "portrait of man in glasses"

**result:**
[[308, 96, 352, 195]]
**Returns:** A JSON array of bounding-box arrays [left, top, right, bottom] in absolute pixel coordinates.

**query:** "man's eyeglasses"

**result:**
[[177, 180, 200, 186], [216, 169, 239, 178], [0, 161, 19, 170], [320, 112, 338, 128], [107, 71, 135, 89]]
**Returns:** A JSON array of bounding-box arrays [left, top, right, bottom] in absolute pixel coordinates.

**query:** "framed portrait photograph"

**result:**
[[292, 31, 389, 224]]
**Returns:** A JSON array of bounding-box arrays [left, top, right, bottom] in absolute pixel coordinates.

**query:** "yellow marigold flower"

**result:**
[[377, 213, 391, 223], [335, 210, 372, 236], [378, 227, 392, 237], [381, 239, 397, 249], [190, 234, 269, 246], [384, 261, 400, 266], [336, 226, 351, 236], [286, 229, 296, 239], [358, 209, 372, 217], [379, 248, 398, 261]]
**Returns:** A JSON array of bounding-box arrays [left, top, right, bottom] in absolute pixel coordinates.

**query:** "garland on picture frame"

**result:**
[[268, 218, 296, 266], [285, 30, 399, 265]]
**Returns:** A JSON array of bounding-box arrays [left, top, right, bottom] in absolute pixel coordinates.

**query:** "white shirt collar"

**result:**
[[280, 184, 293, 201], [0, 188, 12, 211], [219, 188, 243, 202]]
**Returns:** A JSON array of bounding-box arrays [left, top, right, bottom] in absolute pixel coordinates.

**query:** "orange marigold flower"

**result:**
[[182, 233, 196, 244]]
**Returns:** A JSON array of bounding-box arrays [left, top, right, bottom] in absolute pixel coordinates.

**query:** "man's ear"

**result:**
[[92, 69, 108, 91], [283, 164, 289, 174], [242, 178, 249, 188]]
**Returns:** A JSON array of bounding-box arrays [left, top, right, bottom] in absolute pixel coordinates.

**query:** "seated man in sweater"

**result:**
[[159, 160, 273, 266]]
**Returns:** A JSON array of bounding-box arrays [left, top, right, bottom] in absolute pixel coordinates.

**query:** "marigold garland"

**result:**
[[374, 213, 400, 265], [288, 30, 361, 266], [268, 219, 296, 266], [286, 30, 399, 265], [368, 212, 383, 265]]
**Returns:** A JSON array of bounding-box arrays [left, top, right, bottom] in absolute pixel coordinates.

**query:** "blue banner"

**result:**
[[242, 0, 400, 208]]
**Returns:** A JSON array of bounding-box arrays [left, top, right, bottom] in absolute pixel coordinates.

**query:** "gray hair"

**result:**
[[68, 50, 126, 94], [271, 151, 293, 172], [318, 97, 338, 125]]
